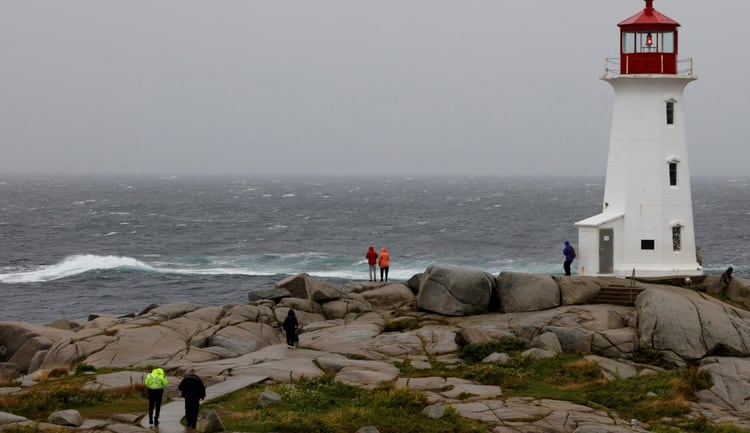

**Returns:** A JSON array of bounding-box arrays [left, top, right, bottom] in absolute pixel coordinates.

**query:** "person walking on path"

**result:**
[[378, 247, 390, 282], [563, 241, 575, 276], [283, 309, 299, 349], [178, 369, 206, 429], [144, 367, 168, 426], [365, 246, 378, 282]]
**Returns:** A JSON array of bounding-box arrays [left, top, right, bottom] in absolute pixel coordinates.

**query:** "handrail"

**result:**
[[602, 57, 694, 78]]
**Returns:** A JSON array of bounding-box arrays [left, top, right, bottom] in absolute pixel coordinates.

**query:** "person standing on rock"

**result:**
[[144, 367, 168, 426], [563, 241, 575, 276], [378, 247, 390, 282], [721, 266, 734, 296], [366, 246, 378, 282], [178, 368, 206, 429], [283, 309, 299, 349]]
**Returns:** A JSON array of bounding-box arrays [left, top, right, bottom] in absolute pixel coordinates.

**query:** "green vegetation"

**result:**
[[0, 338, 726, 433], [650, 416, 750, 433], [421, 339, 713, 423], [0, 366, 146, 421], [459, 336, 528, 362], [383, 316, 421, 332], [208, 375, 488, 433]]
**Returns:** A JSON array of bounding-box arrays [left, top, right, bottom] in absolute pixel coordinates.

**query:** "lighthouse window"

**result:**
[[641, 240, 655, 250], [669, 162, 678, 186], [622, 31, 675, 53], [666, 101, 675, 125], [672, 226, 682, 251]]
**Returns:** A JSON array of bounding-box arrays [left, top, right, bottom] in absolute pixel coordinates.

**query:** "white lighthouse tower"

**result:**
[[575, 0, 702, 277]]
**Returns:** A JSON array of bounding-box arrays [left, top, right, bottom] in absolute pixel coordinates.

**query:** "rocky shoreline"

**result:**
[[3, 267, 750, 432]]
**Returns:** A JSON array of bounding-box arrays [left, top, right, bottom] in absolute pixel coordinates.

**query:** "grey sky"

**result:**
[[1, 1, 747, 177]]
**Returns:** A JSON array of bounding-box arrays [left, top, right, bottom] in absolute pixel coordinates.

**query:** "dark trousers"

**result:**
[[285, 330, 296, 346], [147, 388, 164, 424], [563, 260, 572, 276], [184, 397, 200, 428], [380, 266, 389, 281]]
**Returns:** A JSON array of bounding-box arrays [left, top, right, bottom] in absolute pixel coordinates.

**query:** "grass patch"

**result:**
[[402, 338, 713, 424], [650, 416, 750, 433], [0, 367, 147, 421], [208, 374, 488, 433], [383, 317, 421, 332], [0, 385, 146, 421], [459, 336, 528, 363]]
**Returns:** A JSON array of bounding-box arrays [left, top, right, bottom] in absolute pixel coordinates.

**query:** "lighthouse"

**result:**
[[575, 0, 702, 277]]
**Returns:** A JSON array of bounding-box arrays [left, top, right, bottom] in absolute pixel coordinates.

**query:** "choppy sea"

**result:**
[[1, 175, 748, 323]]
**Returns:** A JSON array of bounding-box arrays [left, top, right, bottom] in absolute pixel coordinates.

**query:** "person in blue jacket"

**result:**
[[563, 240, 575, 276]]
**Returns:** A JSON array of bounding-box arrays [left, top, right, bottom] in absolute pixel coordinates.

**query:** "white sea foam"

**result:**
[[0, 255, 157, 283]]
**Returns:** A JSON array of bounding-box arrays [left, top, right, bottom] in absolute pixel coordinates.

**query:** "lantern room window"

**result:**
[[622, 31, 675, 53]]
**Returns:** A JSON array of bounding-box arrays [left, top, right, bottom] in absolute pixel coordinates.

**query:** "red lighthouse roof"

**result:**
[[619, 0, 680, 28], [616, 0, 682, 75]]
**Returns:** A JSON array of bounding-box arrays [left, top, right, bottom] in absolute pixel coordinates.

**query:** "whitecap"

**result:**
[[0, 255, 157, 283]]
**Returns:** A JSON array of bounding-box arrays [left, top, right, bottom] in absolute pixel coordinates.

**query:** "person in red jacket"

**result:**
[[365, 246, 378, 282], [378, 247, 390, 282]]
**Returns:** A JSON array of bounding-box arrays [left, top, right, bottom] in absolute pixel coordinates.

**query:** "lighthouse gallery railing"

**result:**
[[602, 57, 694, 78]]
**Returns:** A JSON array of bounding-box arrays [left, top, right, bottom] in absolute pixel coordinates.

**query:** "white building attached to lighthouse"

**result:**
[[575, 0, 702, 277]]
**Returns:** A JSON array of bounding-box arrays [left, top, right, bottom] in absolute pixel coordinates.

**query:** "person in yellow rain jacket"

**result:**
[[378, 247, 390, 282], [144, 367, 168, 426]]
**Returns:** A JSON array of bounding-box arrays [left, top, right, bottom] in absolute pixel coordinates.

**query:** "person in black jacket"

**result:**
[[283, 309, 299, 349], [178, 369, 206, 429]]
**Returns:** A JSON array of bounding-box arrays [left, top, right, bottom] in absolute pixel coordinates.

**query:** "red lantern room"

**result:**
[[618, 0, 680, 74]]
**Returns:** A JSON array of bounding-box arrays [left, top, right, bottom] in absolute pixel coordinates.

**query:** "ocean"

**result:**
[[1, 175, 748, 323]]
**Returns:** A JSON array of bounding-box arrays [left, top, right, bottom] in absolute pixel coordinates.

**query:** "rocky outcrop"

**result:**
[[0, 322, 74, 373], [416, 265, 495, 316], [5, 270, 750, 431], [498, 271, 560, 313], [360, 283, 415, 308], [275, 273, 311, 299], [637, 286, 750, 362]]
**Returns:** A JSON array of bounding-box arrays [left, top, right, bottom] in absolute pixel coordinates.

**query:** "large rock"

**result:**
[[591, 328, 639, 358], [275, 273, 311, 299], [197, 409, 225, 433], [360, 284, 415, 308], [47, 409, 83, 427], [699, 356, 750, 416], [0, 411, 28, 425], [543, 326, 592, 353], [309, 280, 342, 302], [320, 296, 374, 319], [247, 288, 291, 303], [416, 266, 495, 316], [554, 276, 604, 305], [497, 272, 560, 313], [0, 322, 74, 373], [637, 286, 750, 362]]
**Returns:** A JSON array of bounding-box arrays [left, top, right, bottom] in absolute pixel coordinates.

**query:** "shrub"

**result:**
[[460, 337, 528, 363], [383, 317, 420, 332]]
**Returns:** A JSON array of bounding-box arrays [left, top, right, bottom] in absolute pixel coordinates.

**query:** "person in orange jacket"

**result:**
[[378, 247, 390, 282], [365, 246, 378, 282]]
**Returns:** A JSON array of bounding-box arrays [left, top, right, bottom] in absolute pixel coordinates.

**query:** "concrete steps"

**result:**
[[591, 285, 645, 306]]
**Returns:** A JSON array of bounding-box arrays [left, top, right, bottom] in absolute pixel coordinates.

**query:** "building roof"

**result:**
[[574, 213, 624, 227], [618, 0, 680, 28]]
